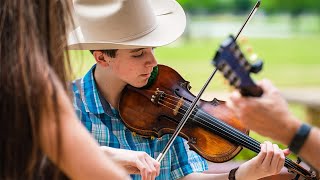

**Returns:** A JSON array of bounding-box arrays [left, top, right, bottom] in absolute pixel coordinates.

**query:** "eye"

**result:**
[[132, 51, 144, 58]]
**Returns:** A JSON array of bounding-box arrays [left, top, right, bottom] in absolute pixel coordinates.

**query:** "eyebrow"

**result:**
[[130, 48, 144, 53]]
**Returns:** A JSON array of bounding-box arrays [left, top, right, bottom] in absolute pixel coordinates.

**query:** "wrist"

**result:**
[[100, 146, 121, 161], [100, 146, 113, 155], [288, 123, 312, 154], [282, 117, 302, 145], [236, 164, 256, 180]]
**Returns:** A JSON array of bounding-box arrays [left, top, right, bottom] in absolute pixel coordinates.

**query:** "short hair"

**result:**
[[90, 49, 118, 58]]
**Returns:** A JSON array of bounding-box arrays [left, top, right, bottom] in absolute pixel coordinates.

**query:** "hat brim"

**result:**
[[68, 0, 186, 50]]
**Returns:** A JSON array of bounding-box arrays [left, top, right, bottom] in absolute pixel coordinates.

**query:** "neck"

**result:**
[[94, 65, 126, 109]]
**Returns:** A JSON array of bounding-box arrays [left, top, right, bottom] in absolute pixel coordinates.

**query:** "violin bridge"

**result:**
[[173, 97, 184, 116]]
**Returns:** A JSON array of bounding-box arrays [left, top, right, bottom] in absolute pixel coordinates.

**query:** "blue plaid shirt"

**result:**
[[72, 65, 208, 180]]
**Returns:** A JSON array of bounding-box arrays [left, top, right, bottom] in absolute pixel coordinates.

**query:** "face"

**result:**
[[106, 47, 157, 88]]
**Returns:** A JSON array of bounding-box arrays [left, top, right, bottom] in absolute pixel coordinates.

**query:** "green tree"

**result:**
[[234, 0, 253, 13], [177, 0, 235, 14], [261, 0, 320, 15], [261, 0, 320, 31], [178, 0, 320, 15]]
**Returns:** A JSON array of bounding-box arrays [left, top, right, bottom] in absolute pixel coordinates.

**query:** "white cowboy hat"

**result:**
[[68, 0, 186, 50]]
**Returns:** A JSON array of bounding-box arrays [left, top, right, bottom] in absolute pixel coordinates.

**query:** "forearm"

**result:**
[[179, 171, 255, 180], [100, 146, 131, 165], [42, 112, 129, 179], [298, 127, 320, 171], [40, 84, 129, 180], [276, 117, 302, 145], [100, 146, 123, 157], [280, 120, 320, 171], [59, 121, 129, 180], [179, 172, 229, 180]]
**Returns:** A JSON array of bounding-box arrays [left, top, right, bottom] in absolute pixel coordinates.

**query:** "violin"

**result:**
[[119, 64, 317, 180]]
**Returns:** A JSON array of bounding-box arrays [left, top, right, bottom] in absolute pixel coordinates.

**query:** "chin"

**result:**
[[131, 81, 148, 88], [137, 82, 148, 88]]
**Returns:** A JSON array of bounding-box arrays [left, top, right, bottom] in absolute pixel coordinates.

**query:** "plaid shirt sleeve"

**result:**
[[170, 137, 208, 179]]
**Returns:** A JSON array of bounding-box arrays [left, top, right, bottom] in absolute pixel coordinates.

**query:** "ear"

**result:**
[[93, 51, 110, 67]]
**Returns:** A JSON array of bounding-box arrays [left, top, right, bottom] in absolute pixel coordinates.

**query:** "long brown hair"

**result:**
[[0, 0, 73, 179]]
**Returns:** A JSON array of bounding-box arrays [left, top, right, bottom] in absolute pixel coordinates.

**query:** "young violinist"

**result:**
[[69, 0, 289, 179], [227, 79, 320, 171]]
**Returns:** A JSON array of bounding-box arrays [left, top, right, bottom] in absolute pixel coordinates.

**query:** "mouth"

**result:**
[[140, 73, 151, 78]]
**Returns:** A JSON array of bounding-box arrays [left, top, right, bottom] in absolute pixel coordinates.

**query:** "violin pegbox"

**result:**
[[212, 35, 263, 97]]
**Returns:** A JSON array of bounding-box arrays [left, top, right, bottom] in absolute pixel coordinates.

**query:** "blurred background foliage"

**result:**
[[177, 0, 320, 15], [70, 0, 320, 162]]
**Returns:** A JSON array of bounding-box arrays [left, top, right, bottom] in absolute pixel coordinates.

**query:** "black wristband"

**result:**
[[288, 123, 311, 154], [228, 167, 239, 180]]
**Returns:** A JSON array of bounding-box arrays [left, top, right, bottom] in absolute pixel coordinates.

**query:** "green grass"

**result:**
[[70, 35, 320, 92], [154, 36, 320, 91]]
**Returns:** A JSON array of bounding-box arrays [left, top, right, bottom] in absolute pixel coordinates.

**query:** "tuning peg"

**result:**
[[228, 84, 235, 92], [223, 79, 228, 85], [249, 53, 258, 62], [234, 78, 241, 88], [250, 59, 263, 73], [228, 74, 241, 88], [239, 36, 248, 44], [228, 72, 237, 83], [221, 64, 232, 77], [234, 49, 243, 59], [217, 62, 227, 71], [246, 46, 253, 54]]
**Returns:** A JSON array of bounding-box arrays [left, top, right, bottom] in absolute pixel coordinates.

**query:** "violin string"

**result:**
[[157, 100, 306, 174], [154, 92, 308, 175], [161, 95, 262, 148], [189, 109, 308, 174], [160, 95, 262, 151], [146, 89, 308, 175], [160, 94, 268, 153], [183, 102, 307, 174], [162, 93, 233, 121], [143, 86, 309, 175], [158, 99, 261, 152]]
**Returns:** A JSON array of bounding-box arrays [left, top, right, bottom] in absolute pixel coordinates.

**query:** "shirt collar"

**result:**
[[81, 64, 113, 116]]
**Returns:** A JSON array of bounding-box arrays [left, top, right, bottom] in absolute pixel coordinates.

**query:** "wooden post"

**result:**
[[306, 107, 320, 127], [281, 88, 320, 127]]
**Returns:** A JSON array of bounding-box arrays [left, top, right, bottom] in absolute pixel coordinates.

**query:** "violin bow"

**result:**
[[155, 0, 261, 163]]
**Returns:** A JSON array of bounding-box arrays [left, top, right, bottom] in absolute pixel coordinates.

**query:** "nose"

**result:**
[[146, 48, 157, 68]]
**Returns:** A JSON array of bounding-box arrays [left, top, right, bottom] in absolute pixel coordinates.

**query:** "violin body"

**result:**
[[119, 64, 248, 162]]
